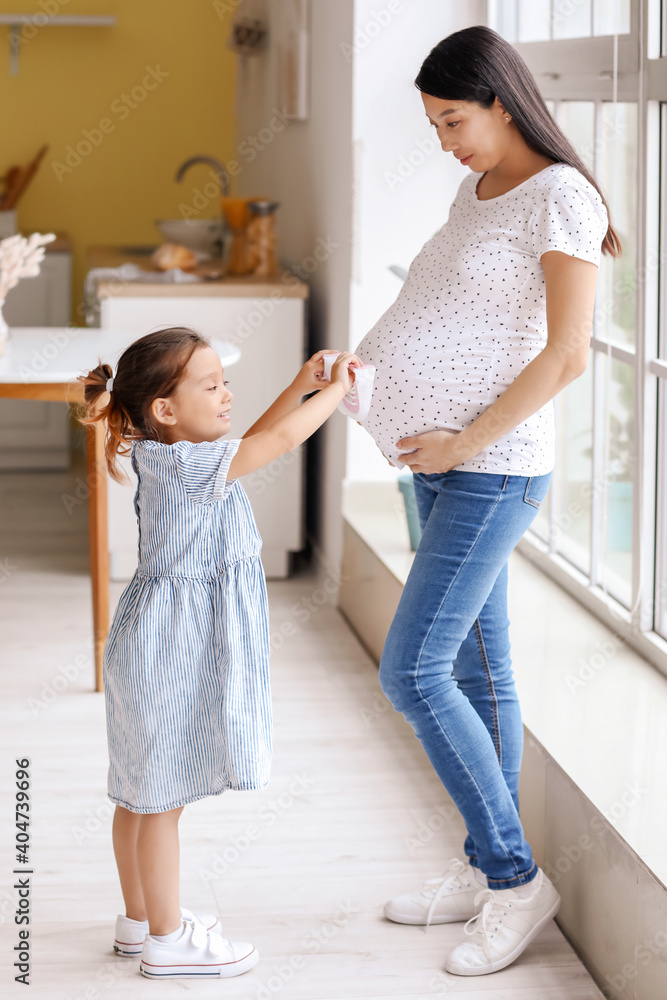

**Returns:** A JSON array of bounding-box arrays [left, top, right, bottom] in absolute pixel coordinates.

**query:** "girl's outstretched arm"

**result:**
[[227, 351, 360, 481], [242, 350, 340, 438]]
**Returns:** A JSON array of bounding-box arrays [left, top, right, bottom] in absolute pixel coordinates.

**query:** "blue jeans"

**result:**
[[379, 469, 551, 889]]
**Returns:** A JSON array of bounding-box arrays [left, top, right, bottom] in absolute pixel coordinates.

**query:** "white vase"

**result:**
[[0, 298, 9, 356]]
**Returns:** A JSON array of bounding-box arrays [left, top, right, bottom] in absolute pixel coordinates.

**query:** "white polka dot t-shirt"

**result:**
[[354, 162, 608, 474]]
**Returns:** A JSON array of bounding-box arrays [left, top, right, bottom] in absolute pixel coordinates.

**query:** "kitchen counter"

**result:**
[[87, 245, 308, 299]]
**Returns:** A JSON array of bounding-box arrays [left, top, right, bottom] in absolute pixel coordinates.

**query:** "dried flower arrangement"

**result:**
[[0, 232, 56, 354]]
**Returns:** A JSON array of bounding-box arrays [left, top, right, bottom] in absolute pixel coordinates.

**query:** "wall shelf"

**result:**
[[0, 15, 116, 75]]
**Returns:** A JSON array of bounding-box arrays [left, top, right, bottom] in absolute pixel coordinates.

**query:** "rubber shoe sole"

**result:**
[[383, 900, 476, 925], [140, 944, 258, 979]]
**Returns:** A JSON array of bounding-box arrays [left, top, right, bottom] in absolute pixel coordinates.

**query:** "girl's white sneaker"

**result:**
[[444, 868, 561, 976], [113, 906, 221, 957], [139, 914, 258, 979], [384, 858, 487, 926]]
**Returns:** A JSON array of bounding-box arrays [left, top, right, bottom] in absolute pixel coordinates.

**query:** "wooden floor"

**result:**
[[0, 466, 605, 1000]]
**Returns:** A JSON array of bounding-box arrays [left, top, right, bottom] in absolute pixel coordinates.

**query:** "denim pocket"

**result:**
[[523, 474, 551, 508]]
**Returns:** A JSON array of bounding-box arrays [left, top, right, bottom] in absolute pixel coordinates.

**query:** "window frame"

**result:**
[[486, 0, 667, 677]]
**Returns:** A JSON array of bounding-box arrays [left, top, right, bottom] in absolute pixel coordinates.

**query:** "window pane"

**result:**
[[661, 105, 667, 361], [598, 357, 634, 607], [655, 382, 667, 638], [518, 0, 550, 41], [553, 0, 592, 38], [597, 102, 638, 348], [531, 495, 551, 543], [556, 357, 593, 574], [488, 0, 518, 42], [558, 101, 596, 172], [593, 0, 631, 35]]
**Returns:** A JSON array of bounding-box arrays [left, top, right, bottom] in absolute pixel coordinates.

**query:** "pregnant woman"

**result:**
[[354, 26, 619, 977]]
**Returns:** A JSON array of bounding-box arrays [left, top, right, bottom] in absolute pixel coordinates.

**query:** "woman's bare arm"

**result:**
[[397, 251, 599, 473]]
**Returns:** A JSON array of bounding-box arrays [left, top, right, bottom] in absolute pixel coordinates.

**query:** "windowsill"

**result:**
[[342, 479, 667, 890]]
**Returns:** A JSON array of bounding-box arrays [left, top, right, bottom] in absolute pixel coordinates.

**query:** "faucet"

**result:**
[[174, 156, 231, 198]]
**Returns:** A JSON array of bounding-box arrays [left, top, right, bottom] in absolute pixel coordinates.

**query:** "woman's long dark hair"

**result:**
[[415, 25, 621, 257]]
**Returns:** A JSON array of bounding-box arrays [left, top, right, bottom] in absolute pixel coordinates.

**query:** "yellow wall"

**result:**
[[0, 1, 238, 322]]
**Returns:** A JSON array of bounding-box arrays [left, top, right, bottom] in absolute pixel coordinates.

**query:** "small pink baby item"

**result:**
[[321, 352, 376, 421]]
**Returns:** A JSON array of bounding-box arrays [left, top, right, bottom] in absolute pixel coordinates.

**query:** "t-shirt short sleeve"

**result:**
[[530, 172, 608, 266], [173, 438, 242, 504]]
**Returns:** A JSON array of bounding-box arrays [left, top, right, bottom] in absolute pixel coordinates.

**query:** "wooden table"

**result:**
[[0, 327, 240, 692]]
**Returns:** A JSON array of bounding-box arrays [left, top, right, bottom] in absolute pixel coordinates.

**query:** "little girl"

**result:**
[[78, 326, 360, 981]]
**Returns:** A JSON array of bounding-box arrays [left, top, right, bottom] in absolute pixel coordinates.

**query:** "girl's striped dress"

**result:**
[[102, 437, 272, 813]]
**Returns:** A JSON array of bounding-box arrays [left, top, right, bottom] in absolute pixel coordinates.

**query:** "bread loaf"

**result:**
[[151, 243, 198, 271]]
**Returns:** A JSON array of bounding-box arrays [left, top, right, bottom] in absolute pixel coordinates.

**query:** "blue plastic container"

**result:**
[[397, 473, 422, 551]]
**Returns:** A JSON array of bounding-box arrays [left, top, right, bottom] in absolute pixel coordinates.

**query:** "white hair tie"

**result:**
[[106, 375, 114, 393]]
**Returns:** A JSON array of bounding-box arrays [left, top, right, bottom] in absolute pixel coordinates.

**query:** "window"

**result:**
[[490, 0, 631, 41], [489, 0, 667, 675]]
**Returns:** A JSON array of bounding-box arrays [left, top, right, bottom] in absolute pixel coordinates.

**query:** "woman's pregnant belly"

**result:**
[[355, 333, 493, 469]]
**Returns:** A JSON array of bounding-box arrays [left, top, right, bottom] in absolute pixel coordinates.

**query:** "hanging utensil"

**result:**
[[2, 144, 49, 210]]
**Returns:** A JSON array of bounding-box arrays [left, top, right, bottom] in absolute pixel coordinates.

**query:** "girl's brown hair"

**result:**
[[77, 326, 210, 483]]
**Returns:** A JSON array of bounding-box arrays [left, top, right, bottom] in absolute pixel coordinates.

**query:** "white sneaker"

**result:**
[[113, 906, 221, 957], [444, 868, 561, 976], [384, 858, 487, 927], [139, 913, 258, 979]]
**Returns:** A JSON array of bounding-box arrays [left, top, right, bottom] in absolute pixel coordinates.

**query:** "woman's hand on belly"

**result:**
[[396, 429, 472, 474]]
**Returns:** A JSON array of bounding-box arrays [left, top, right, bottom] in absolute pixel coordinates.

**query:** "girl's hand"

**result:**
[[330, 351, 363, 394], [292, 350, 341, 395], [396, 429, 472, 474]]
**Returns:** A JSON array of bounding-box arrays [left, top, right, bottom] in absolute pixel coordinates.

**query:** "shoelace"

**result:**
[[461, 889, 514, 961], [424, 858, 475, 930]]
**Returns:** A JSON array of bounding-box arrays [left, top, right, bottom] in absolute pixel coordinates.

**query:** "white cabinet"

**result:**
[[0, 249, 72, 469], [99, 292, 307, 579]]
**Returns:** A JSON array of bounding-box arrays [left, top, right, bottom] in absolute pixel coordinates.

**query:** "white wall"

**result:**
[[232, 0, 356, 574], [346, 0, 487, 482], [232, 0, 486, 571]]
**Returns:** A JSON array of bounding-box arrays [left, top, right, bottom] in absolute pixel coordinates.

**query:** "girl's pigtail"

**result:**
[[77, 363, 136, 483]]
